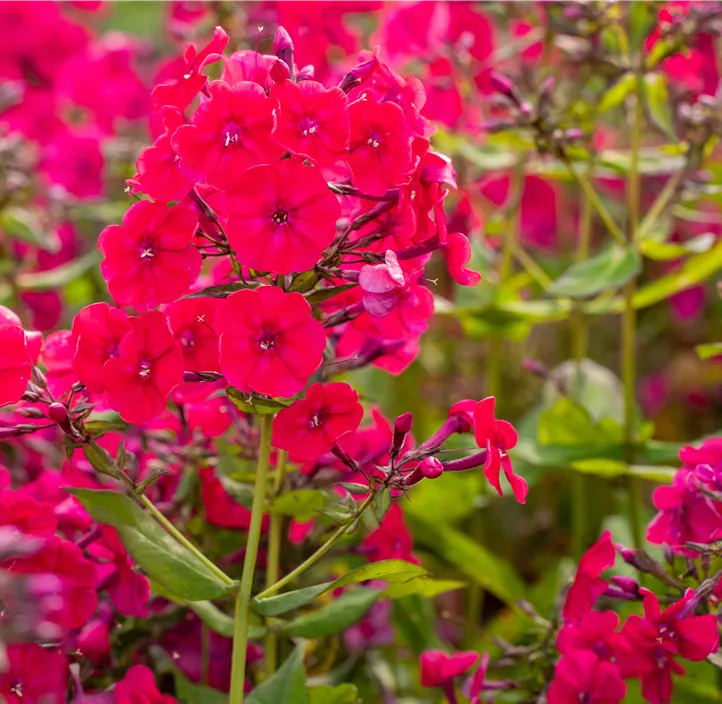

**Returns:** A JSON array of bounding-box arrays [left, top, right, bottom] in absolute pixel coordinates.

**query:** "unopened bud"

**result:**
[[31, 366, 48, 389], [270, 58, 290, 83], [21, 390, 42, 403], [273, 26, 294, 57], [609, 575, 639, 596], [489, 72, 516, 99], [71, 381, 86, 394], [538, 76, 556, 102], [15, 407, 47, 419], [419, 456, 444, 479], [390, 412, 413, 459], [522, 358, 549, 379], [47, 403, 69, 425]]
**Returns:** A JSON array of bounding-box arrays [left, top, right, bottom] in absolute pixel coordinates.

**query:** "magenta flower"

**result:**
[[557, 610, 620, 660], [0, 324, 31, 407], [420, 649, 479, 692], [547, 651, 626, 704], [115, 665, 178, 704], [71, 303, 131, 393], [0, 491, 57, 537], [273, 382, 364, 461], [102, 311, 184, 425], [215, 286, 326, 398], [358, 250, 408, 317], [199, 467, 253, 530], [443, 232, 481, 287], [271, 79, 350, 166], [166, 297, 221, 374], [562, 531, 616, 623], [473, 396, 527, 503], [0, 644, 68, 704], [225, 159, 340, 275], [362, 503, 419, 565], [99, 200, 201, 311], [171, 80, 282, 189]]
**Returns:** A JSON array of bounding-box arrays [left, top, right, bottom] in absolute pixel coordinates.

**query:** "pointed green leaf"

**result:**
[[372, 487, 391, 524], [549, 245, 641, 298], [644, 73, 676, 140], [184, 281, 260, 298], [383, 578, 466, 600], [271, 490, 329, 521], [0, 207, 61, 252], [226, 387, 291, 415], [174, 671, 227, 703], [308, 684, 358, 704], [598, 72, 638, 113], [305, 284, 357, 303], [641, 233, 715, 261], [289, 270, 321, 293], [66, 489, 236, 601], [17, 251, 101, 291], [247, 645, 308, 704], [283, 587, 381, 639]]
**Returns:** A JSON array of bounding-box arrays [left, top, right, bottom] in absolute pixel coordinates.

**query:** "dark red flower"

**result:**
[[224, 159, 340, 275], [273, 382, 364, 461], [473, 397, 527, 503], [171, 80, 282, 189], [215, 286, 326, 398], [562, 531, 616, 622], [0, 324, 31, 407], [99, 201, 201, 311], [71, 303, 131, 393], [102, 311, 184, 425], [0, 644, 68, 704], [271, 79, 349, 166], [347, 93, 413, 196], [547, 651, 626, 704], [115, 665, 178, 704], [420, 649, 479, 688]]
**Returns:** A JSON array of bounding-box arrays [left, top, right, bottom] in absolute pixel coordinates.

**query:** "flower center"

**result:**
[[300, 118, 319, 137], [140, 240, 154, 260], [10, 680, 23, 697], [367, 134, 381, 148], [258, 333, 275, 351], [223, 124, 242, 147], [139, 362, 151, 378], [272, 210, 289, 225], [310, 414, 322, 428], [180, 331, 195, 348]]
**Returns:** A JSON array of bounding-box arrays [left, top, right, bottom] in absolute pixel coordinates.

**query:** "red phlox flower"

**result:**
[[359, 250, 410, 317], [0, 490, 57, 536], [77, 611, 112, 665], [0, 644, 68, 704], [99, 200, 201, 311], [362, 503, 419, 564], [130, 107, 192, 203], [224, 158, 340, 275], [0, 324, 31, 407], [557, 610, 620, 659], [115, 665, 178, 704], [419, 649, 479, 688], [215, 286, 326, 398], [88, 526, 150, 617], [170, 80, 282, 189], [0, 306, 41, 363], [679, 436, 722, 467], [186, 395, 233, 437], [42, 330, 78, 397], [166, 297, 221, 374], [547, 651, 626, 704], [562, 531, 616, 622], [411, 149, 456, 244], [422, 57, 464, 128], [152, 26, 229, 111], [273, 382, 364, 461], [443, 232, 481, 286], [102, 311, 184, 425], [271, 79, 350, 166], [473, 397, 527, 503], [3, 535, 97, 630], [40, 127, 104, 200], [199, 467, 255, 530], [347, 93, 413, 196], [72, 303, 131, 393], [221, 50, 277, 91]]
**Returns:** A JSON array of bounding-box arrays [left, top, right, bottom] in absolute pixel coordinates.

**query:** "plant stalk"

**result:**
[[229, 414, 274, 704]]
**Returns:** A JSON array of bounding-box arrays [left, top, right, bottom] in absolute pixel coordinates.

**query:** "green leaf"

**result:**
[[538, 398, 597, 445], [83, 440, 123, 479], [17, 251, 102, 291], [514, 439, 626, 467], [174, 671, 227, 704], [226, 387, 291, 415], [247, 645, 308, 704], [697, 343, 722, 361], [336, 482, 371, 495], [66, 489, 236, 601], [271, 490, 329, 521], [308, 684, 358, 704], [289, 270, 321, 293], [644, 73, 676, 140], [405, 513, 525, 607], [383, 578, 466, 599], [641, 233, 715, 261], [598, 72, 638, 113], [217, 474, 255, 509], [0, 207, 61, 252], [305, 284, 356, 303], [393, 594, 444, 654], [283, 587, 381, 638], [252, 559, 428, 616], [83, 413, 128, 437], [372, 487, 391, 524], [569, 459, 677, 483], [548, 245, 641, 298], [184, 281, 260, 298]]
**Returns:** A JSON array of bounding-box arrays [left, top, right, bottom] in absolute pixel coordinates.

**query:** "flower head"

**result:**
[[547, 651, 626, 704], [0, 644, 68, 704], [0, 324, 31, 407], [420, 649, 479, 688], [115, 665, 178, 704]]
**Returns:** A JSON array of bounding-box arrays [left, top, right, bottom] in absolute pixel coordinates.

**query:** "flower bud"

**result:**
[[489, 72, 516, 99], [390, 412, 413, 460], [15, 406, 47, 419], [47, 402, 69, 425], [609, 575, 639, 596], [270, 58, 290, 83], [419, 456, 443, 480]]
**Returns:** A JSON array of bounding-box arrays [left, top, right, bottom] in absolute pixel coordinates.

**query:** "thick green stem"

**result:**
[[229, 415, 274, 704], [264, 449, 287, 676], [139, 494, 234, 586], [256, 493, 374, 601]]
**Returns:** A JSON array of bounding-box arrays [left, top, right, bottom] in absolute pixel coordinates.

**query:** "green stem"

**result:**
[[139, 494, 234, 586], [256, 493, 375, 601], [229, 414, 274, 704], [264, 449, 287, 677]]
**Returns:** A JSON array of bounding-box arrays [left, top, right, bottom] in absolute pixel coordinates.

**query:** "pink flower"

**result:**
[[420, 649, 479, 688], [88, 526, 150, 617], [358, 250, 408, 317], [115, 665, 178, 704], [0, 324, 31, 407], [171, 80, 282, 189], [271, 79, 349, 166], [71, 303, 131, 393], [99, 201, 201, 311], [473, 397, 527, 503], [166, 297, 221, 374], [547, 651, 626, 704], [102, 311, 184, 425], [347, 93, 413, 196], [40, 128, 104, 200], [443, 232, 481, 286], [557, 610, 620, 659], [562, 531, 616, 622], [362, 503, 419, 564], [77, 616, 112, 665], [41, 330, 78, 397], [215, 286, 326, 398], [224, 159, 340, 275], [0, 491, 57, 536], [0, 644, 68, 704], [273, 382, 364, 461]]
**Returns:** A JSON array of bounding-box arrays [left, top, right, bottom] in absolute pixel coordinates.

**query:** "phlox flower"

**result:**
[[0, 324, 31, 407], [115, 665, 178, 704], [547, 651, 626, 704], [0, 644, 68, 704], [420, 649, 479, 688]]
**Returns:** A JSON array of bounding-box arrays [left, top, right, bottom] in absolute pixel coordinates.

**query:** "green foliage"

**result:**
[[246, 646, 308, 704], [308, 684, 359, 704], [226, 387, 292, 415]]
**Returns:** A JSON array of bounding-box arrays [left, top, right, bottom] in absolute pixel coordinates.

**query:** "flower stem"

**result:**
[[264, 449, 287, 677], [229, 414, 274, 704], [138, 494, 234, 586], [255, 493, 375, 601]]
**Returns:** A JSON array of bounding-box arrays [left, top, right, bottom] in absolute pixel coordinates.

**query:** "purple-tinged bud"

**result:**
[[331, 444, 361, 473], [419, 456, 443, 479], [297, 64, 315, 81], [15, 406, 47, 419], [538, 76, 556, 100], [31, 365, 48, 389], [663, 544, 676, 566], [71, 380, 86, 394], [489, 72, 515, 98], [0, 427, 22, 441], [390, 412, 413, 460], [16, 424, 43, 434], [273, 26, 294, 55], [609, 575, 640, 596], [523, 358, 549, 379], [338, 57, 377, 93], [619, 546, 637, 566], [21, 390, 42, 403], [563, 128, 585, 142]]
